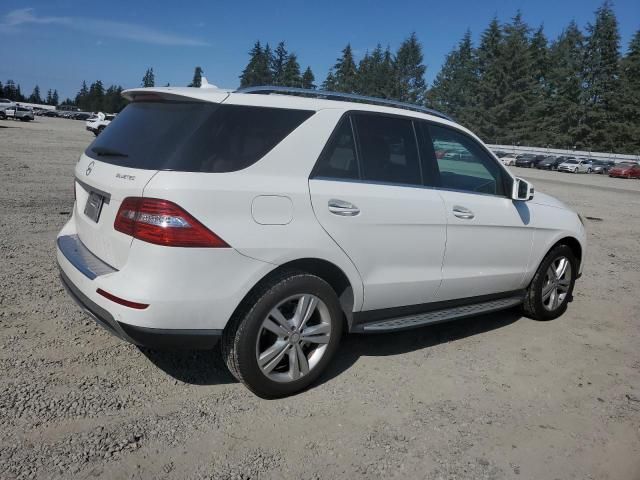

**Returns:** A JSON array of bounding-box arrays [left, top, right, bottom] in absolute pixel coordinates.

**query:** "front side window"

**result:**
[[312, 117, 359, 180], [85, 102, 313, 172], [353, 114, 421, 186], [427, 124, 506, 196]]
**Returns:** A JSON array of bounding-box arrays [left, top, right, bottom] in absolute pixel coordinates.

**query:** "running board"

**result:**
[[356, 296, 523, 333]]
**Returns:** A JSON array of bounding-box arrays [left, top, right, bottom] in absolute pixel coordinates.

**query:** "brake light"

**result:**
[[114, 197, 229, 248]]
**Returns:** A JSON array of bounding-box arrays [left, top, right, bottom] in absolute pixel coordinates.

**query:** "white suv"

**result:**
[[57, 86, 586, 397]]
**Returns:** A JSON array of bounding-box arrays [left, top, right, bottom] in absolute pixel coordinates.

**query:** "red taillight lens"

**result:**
[[97, 288, 149, 309], [114, 197, 229, 248]]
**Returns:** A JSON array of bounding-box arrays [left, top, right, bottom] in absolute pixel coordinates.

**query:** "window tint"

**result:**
[[427, 124, 505, 196], [85, 102, 313, 172], [313, 117, 359, 179], [354, 114, 421, 186]]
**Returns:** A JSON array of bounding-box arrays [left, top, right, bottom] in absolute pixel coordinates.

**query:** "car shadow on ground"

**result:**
[[317, 308, 523, 387], [139, 345, 235, 385], [140, 309, 522, 388]]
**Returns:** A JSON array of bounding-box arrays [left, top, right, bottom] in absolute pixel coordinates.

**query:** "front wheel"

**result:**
[[222, 271, 343, 398], [522, 244, 577, 321]]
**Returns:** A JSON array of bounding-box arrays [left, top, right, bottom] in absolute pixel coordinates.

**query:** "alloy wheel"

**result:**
[[256, 294, 332, 383], [541, 256, 572, 311]]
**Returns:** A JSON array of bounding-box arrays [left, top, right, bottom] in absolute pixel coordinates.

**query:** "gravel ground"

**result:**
[[1, 116, 639, 480]]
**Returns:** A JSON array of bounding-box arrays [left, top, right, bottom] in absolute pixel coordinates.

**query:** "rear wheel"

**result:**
[[522, 244, 577, 321], [222, 271, 343, 398]]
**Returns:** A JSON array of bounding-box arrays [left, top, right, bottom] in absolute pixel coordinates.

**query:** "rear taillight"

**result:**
[[114, 197, 229, 248]]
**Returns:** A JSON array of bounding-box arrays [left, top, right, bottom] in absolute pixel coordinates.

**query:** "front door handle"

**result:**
[[452, 205, 475, 219], [328, 199, 360, 216]]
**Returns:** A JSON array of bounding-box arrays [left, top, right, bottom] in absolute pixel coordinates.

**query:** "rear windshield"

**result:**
[[85, 102, 314, 172]]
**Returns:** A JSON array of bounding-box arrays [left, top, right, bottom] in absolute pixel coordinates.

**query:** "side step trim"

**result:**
[[356, 296, 523, 333]]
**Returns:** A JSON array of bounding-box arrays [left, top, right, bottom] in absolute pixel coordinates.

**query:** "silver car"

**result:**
[[557, 158, 592, 174], [5, 105, 35, 122]]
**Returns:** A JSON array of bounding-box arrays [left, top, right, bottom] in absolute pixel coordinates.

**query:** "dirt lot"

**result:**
[[1, 116, 639, 480]]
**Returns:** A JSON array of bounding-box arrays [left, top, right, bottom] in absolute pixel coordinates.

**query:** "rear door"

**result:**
[[419, 122, 533, 301], [309, 113, 447, 311]]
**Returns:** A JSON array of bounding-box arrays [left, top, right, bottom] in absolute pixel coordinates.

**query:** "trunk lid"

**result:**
[[74, 156, 158, 270], [73, 88, 231, 269]]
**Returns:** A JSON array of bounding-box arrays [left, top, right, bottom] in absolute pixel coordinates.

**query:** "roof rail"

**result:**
[[235, 85, 454, 122]]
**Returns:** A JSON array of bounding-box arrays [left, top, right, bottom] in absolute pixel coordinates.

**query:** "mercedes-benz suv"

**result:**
[[57, 86, 587, 397]]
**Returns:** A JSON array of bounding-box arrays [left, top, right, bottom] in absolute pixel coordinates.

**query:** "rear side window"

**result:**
[[353, 114, 421, 186], [313, 117, 359, 180], [85, 102, 313, 172]]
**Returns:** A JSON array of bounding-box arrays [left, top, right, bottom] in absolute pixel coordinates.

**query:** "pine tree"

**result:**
[[45, 89, 53, 105], [619, 30, 640, 153], [4, 80, 16, 100], [379, 46, 396, 99], [52, 90, 59, 106], [494, 12, 536, 144], [356, 51, 374, 96], [189, 66, 203, 87], [76, 81, 89, 108], [301, 67, 316, 89], [363, 45, 387, 97], [579, 1, 622, 151], [142, 68, 155, 87], [332, 44, 358, 93], [87, 80, 105, 111], [29, 85, 42, 103], [528, 25, 551, 144], [104, 85, 126, 113], [394, 33, 427, 104], [356, 45, 389, 97], [427, 30, 478, 126], [281, 53, 302, 87], [545, 21, 585, 148], [322, 70, 337, 91], [271, 42, 289, 85], [472, 18, 505, 142], [239, 41, 272, 87]]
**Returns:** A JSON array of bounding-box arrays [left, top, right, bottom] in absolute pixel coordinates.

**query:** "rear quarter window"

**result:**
[[85, 102, 314, 172]]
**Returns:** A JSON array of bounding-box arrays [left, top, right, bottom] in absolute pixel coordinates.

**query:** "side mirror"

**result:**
[[512, 177, 534, 201]]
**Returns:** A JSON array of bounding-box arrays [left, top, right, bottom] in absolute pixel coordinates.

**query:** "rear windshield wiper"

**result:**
[[91, 146, 129, 157]]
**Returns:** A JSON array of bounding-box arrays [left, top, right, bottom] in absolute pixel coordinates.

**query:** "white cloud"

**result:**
[[0, 8, 209, 46]]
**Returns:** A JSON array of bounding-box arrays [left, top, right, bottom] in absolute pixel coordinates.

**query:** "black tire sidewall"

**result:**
[[231, 274, 343, 398], [528, 245, 577, 320]]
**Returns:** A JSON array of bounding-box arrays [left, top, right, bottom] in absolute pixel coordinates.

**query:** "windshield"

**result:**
[[565, 160, 578, 164], [85, 101, 314, 172]]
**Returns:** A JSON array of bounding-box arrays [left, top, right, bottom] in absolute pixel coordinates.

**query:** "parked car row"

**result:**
[[36, 109, 93, 120], [494, 151, 639, 178]]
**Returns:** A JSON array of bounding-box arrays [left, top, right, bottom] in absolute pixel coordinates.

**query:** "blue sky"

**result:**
[[0, 0, 638, 100]]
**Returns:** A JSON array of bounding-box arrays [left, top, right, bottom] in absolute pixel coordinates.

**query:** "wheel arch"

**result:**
[[231, 257, 357, 333], [555, 236, 582, 267]]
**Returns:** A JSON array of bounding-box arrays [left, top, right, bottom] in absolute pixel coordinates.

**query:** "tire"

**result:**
[[222, 271, 343, 398], [587, 168, 592, 174], [522, 244, 577, 321]]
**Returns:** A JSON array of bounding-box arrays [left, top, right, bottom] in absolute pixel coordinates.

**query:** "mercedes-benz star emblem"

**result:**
[[86, 161, 95, 176]]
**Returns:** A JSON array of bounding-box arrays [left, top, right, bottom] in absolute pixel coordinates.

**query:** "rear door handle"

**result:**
[[452, 205, 475, 219], [328, 199, 360, 216]]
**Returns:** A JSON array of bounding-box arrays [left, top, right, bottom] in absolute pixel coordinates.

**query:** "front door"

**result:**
[[420, 122, 533, 301]]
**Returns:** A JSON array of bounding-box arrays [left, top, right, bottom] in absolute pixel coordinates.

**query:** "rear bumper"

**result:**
[[59, 268, 221, 349]]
